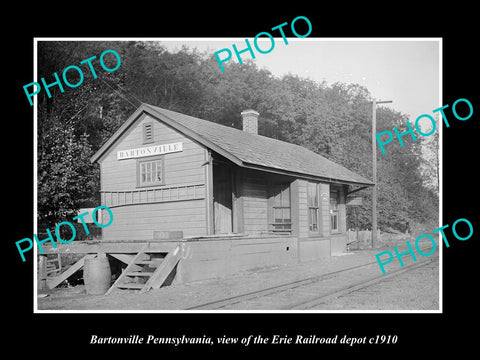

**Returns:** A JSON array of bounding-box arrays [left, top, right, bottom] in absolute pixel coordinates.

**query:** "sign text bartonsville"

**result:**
[[117, 142, 183, 160]]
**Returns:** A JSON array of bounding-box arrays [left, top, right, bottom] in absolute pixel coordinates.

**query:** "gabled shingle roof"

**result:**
[[92, 103, 374, 186]]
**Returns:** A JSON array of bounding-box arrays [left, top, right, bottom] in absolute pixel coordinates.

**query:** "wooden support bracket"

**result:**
[[46, 255, 89, 289]]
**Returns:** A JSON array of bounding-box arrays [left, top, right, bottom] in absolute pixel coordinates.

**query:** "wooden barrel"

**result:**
[[83, 253, 111, 295]]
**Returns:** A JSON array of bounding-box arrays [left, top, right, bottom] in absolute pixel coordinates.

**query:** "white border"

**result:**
[[33, 37, 442, 314]]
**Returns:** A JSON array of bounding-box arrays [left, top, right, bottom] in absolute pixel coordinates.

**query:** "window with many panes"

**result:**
[[307, 182, 319, 233], [138, 157, 164, 187], [272, 183, 291, 232], [330, 188, 339, 232]]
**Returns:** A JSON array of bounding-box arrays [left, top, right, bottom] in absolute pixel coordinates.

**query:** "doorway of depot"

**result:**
[[213, 164, 233, 234]]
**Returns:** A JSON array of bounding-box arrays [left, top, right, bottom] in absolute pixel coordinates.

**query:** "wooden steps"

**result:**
[[105, 245, 181, 295], [135, 259, 163, 266], [116, 283, 144, 290], [141, 245, 182, 293], [40, 243, 182, 294], [126, 271, 153, 277]]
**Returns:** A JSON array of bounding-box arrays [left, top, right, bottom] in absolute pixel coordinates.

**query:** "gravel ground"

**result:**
[[309, 258, 439, 310], [37, 250, 380, 311], [37, 234, 440, 312]]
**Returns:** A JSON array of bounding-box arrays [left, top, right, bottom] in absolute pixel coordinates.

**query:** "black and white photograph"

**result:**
[[7, 7, 478, 356], [32, 38, 441, 313]]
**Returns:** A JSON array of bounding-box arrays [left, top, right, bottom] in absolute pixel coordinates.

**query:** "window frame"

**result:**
[[330, 188, 340, 233], [136, 155, 165, 188], [307, 181, 320, 235], [271, 182, 292, 233]]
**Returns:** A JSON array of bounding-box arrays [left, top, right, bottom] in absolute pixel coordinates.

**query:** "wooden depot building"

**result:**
[[41, 104, 374, 293]]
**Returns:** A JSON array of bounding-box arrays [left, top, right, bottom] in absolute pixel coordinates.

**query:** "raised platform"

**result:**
[[39, 233, 346, 288], [41, 240, 179, 254], [40, 233, 293, 254]]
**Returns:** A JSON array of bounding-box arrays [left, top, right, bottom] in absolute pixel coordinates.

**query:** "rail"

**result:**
[[186, 247, 437, 310]]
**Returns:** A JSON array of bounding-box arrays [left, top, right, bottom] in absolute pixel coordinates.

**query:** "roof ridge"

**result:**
[[93, 103, 373, 186], [144, 103, 362, 170], [145, 103, 319, 151]]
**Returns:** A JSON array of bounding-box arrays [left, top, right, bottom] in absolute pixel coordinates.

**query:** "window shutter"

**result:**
[[143, 123, 153, 143]]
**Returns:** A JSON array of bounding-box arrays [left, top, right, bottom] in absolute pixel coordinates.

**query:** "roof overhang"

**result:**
[[91, 104, 374, 188], [90, 103, 243, 166], [241, 162, 374, 187]]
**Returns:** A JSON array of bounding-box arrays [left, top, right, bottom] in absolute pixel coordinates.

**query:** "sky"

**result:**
[[158, 38, 441, 124]]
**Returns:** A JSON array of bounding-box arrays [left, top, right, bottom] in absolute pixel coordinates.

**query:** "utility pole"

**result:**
[[372, 99, 392, 249]]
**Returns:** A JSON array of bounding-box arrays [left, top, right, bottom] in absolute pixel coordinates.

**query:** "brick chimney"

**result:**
[[241, 109, 259, 134]]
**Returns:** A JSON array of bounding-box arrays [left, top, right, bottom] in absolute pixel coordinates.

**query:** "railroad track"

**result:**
[[287, 256, 438, 310], [186, 251, 438, 311]]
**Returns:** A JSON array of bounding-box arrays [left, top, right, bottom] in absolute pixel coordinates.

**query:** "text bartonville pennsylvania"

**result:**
[[90, 334, 397, 346]]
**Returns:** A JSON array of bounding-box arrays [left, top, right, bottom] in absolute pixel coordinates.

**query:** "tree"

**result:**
[[37, 109, 97, 230], [35, 40, 438, 234], [420, 115, 439, 194], [36, 41, 130, 229]]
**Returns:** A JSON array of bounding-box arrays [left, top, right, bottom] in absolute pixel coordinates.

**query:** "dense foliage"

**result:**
[[37, 41, 438, 232]]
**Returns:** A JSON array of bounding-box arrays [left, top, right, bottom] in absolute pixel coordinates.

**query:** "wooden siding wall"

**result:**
[[103, 201, 206, 241], [296, 181, 331, 238], [319, 182, 331, 236], [338, 185, 347, 233], [295, 181, 345, 259], [100, 114, 205, 190], [330, 185, 348, 253], [241, 171, 268, 234], [297, 180, 309, 238], [99, 114, 207, 241]]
